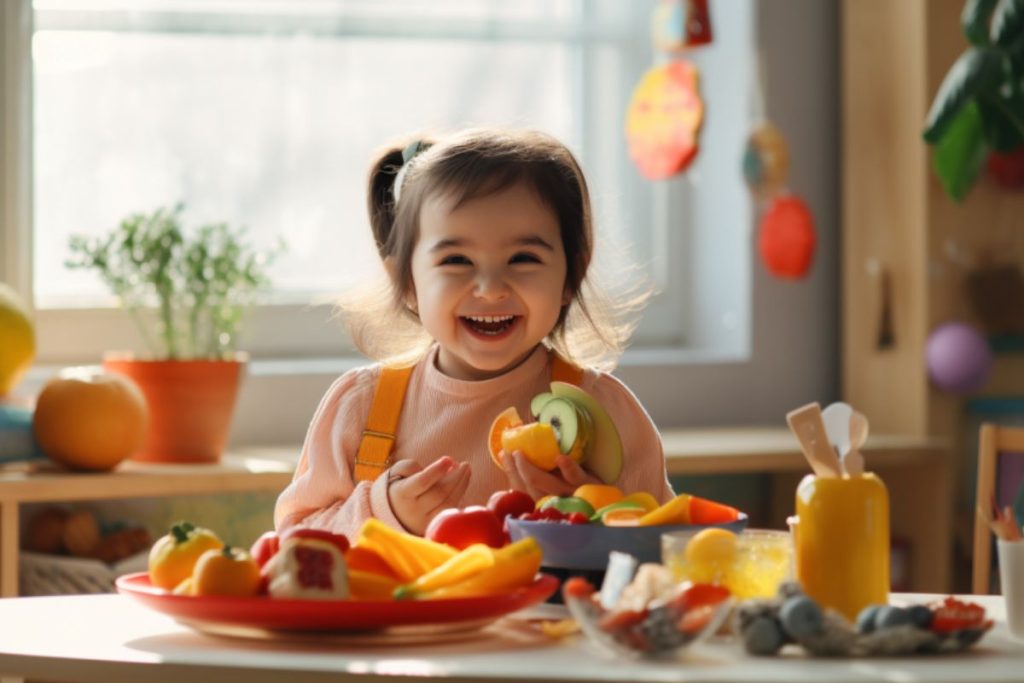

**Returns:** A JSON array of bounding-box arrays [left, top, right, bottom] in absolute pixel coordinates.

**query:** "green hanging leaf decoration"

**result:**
[[963, 0, 998, 45], [922, 47, 1000, 144], [933, 101, 989, 202], [991, 0, 1024, 47]]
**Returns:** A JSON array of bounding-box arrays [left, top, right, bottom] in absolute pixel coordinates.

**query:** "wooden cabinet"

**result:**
[[843, 0, 1024, 436], [842, 0, 1024, 590]]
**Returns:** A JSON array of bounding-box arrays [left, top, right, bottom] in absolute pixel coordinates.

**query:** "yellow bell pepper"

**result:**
[[393, 543, 496, 600], [415, 537, 541, 600], [148, 521, 223, 590], [354, 519, 456, 583]]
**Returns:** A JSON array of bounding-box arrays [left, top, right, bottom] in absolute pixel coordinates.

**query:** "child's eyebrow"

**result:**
[[513, 236, 556, 251], [428, 238, 465, 253], [428, 236, 555, 252]]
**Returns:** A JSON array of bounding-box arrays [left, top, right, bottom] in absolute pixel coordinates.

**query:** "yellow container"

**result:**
[[794, 473, 889, 622]]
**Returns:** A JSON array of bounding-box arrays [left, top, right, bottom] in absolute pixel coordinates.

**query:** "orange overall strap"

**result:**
[[551, 354, 584, 386], [353, 365, 414, 483]]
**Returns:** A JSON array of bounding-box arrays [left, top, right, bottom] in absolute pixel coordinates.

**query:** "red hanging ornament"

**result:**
[[758, 195, 816, 279]]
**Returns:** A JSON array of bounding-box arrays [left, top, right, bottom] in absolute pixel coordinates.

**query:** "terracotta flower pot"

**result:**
[[102, 354, 247, 464]]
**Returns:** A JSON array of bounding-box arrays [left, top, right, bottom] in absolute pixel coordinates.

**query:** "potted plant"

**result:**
[[67, 204, 281, 464], [922, 0, 1024, 201]]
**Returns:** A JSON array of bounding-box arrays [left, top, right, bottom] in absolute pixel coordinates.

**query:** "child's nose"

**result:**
[[473, 270, 510, 301]]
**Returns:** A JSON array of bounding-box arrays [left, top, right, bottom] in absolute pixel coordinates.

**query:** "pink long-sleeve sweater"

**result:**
[[274, 344, 674, 538]]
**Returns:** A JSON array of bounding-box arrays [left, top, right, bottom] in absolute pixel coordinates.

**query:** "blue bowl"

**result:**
[[507, 515, 749, 570]]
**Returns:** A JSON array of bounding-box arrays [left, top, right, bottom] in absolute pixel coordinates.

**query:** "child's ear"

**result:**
[[561, 286, 572, 307]]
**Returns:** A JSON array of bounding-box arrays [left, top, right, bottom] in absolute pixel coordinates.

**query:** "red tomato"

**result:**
[[249, 531, 280, 568], [487, 489, 535, 521], [425, 505, 505, 550], [670, 582, 731, 613], [929, 596, 988, 633], [279, 528, 350, 555]]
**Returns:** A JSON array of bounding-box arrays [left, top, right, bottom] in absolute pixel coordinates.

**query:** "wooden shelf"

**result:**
[[0, 450, 297, 597]]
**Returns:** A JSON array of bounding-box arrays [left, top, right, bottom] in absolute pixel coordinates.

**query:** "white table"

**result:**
[[0, 593, 1019, 683]]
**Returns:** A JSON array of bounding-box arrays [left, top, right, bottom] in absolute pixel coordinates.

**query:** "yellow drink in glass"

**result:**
[[661, 529, 794, 599]]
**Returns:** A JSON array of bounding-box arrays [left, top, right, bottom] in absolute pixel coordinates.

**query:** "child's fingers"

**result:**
[[555, 455, 601, 487], [403, 456, 457, 496], [510, 451, 572, 498], [388, 458, 424, 481], [501, 450, 529, 491], [422, 462, 471, 516]]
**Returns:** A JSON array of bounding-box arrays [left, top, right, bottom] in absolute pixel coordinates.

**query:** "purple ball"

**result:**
[[925, 322, 993, 393]]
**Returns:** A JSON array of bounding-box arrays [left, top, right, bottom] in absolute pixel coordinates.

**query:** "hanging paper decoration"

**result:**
[[652, 0, 713, 52], [757, 195, 816, 279], [626, 61, 704, 180], [925, 321, 993, 394], [742, 122, 790, 200]]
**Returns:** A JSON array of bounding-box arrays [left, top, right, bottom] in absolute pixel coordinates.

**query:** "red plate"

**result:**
[[116, 572, 559, 634]]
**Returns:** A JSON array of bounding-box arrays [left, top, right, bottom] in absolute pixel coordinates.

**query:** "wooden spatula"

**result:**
[[786, 402, 841, 477]]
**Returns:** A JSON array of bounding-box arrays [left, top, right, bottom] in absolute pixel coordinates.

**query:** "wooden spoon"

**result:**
[[786, 402, 841, 477], [845, 411, 868, 476]]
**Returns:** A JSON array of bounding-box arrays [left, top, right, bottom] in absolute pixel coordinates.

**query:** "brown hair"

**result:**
[[342, 128, 644, 369]]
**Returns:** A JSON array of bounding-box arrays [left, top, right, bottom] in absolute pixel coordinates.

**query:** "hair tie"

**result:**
[[393, 140, 428, 203]]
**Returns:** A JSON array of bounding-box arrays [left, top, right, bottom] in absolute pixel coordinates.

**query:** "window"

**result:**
[[4, 0, 753, 365]]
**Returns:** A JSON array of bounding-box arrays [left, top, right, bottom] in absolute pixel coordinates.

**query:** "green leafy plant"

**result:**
[[922, 0, 1024, 201], [67, 204, 283, 360]]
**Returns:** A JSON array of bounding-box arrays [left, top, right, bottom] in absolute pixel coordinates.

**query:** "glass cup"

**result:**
[[661, 528, 794, 600], [998, 538, 1024, 639]]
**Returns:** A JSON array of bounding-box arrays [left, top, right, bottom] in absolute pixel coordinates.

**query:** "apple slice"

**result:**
[[530, 391, 556, 418], [550, 381, 623, 484], [538, 397, 579, 454]]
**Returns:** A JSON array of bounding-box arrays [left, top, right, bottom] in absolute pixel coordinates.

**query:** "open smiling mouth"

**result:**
[[461, 314, 519, 337]]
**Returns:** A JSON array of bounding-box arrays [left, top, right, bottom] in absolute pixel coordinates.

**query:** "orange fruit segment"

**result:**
[[501, 422, 562, 471], [601, 508, 644, 527], [488, 407, 524, 470], [573, 484, 624, 511]]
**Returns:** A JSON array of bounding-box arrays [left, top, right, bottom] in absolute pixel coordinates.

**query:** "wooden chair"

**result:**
[[973, 422, 1024, 594]]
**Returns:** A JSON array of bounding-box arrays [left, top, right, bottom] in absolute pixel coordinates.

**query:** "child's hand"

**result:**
[[500, 450, 602, 500], [387, 456, 471, 535]]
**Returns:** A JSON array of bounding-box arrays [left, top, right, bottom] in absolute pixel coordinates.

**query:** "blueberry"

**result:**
[[640, 605, 686, 652], [873, 605, 912, 630], [856, 605, 882, 634], [906, 604, 933, 629], [743, 616, 785, 656], [779, 595, 824, 639]]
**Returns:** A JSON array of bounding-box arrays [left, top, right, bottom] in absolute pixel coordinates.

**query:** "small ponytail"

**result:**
[[366, 146, 405, 258]]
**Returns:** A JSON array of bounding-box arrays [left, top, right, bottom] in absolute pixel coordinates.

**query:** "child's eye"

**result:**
[[510, 252, 541, 264], [439, 255, 471, 266]]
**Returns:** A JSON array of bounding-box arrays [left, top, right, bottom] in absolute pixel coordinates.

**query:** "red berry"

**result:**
[[567, 512, 590, 525], [562, 576, 596, 599]]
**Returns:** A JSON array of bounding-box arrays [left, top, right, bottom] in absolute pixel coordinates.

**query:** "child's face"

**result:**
[[409, 181, 569, 381]]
